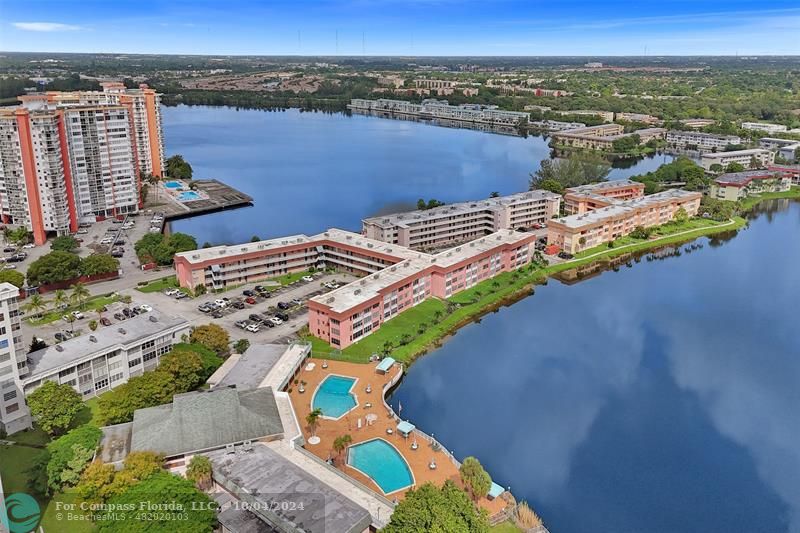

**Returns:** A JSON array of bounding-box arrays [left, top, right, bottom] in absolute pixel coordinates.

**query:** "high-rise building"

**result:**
[[0, 282, 31, 435], [0, 84, 165, 244]]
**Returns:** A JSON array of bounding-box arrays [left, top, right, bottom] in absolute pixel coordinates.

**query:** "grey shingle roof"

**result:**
[[209, 445, 372, 533], [130, 387, 283, 457], [217, 507, 278, 533], [215, 344, 287, 390]]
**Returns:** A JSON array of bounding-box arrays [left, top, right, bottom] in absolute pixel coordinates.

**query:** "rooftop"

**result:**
[[213, 344, 288, 390], [565, 179, 643, 196], [702, 148, 771, 159], [714, 170, 782, 186], [130, 387, 284, 458], [24, 312, 189, 379], [209, 444, 371, 533]]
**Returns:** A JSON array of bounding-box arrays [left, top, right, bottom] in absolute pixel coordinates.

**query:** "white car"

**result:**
[[246, 323, 260, 333], [72, 310, 84, 319], [22, 243, 35, 249], [302, 275, 314, 283], [164, 289, 180, 296], [138, 304, 153, 313], [3, 264, 16, 270], [269, 317, 283, 326], [214, 299, 227, 307]]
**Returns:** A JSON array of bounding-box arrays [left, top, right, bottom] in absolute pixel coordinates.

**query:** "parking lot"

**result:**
[[131, 271, 357, 344]]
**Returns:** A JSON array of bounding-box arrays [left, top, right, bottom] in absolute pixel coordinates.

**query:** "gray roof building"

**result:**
[[129, 387, 284, 458], [214, 344, 288, 390], [209, 445, 372, 533]]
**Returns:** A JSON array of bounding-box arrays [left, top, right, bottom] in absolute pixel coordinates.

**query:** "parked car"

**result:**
[[2, 247, 14, 253], [245, 323, 260, 333], [174, 292, 188, 300], [114, 312, 125, 321], [234, 320, 249, 329], [77, 229, 89, 235], [277, 302, 291, 310], [3, 264, 16, 270], [302, 275, 314, 283], [254, 285, 265, 292], [261, 319, 275, 328], [558, 251, 574, 260], [72, 310, 84, 319], [22, 243, 35, 249], [198, 304, 212, 313], [100, 317, 112, 326], [55, 332, 68, 342], [269, 317, 283, 326], [290, 298, 302, 307], [231, 299, 245, 309], [275, 312, 289, 322], [214, 299, 227, 308], [138, 304, 153, 312], [244, 297, 257, 305], [248, 314, 263, 323], [164, 289, 180, 296], [211, 310, 224, 319], [242, 289, 256, 297]]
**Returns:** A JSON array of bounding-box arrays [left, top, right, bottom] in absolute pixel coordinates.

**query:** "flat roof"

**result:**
[[565, 179, 643, 195], [25, 312, 189, 379], [214, 344, 288, 390], [702, 148, 771, 159], [376, 357, 396, 372], [714, 170, 782, 186], [209, 444, 371, 533], [362, 189, 560, 229]]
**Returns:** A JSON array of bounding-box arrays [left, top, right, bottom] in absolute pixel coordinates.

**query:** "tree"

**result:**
[[673, 206, 689, 224], [190, 323, 230, 354], [76, 461, 117, 507], [156, 349, 206, 392], [80, 254, 120, 277], [725, 162, 745, 173], [0, 269, 25, 287], [50, 235, 79, 252], [611, 133, 641, 153], [97, 472, 215, 533], [70, 282, 91, 309], [27, 381, 83, 436], [234, 338, 250, 354], [52, 289, 68, 310], [489, 191, 500, 198], [135, 232, 197, 265], [186, 455, 212, 490], [332, 434, 352, 464], [529, 154, 610, 191], [459, 456, 492, 502], [6, 227, 32, 245], [60, 444, 95, 487], [88, 319, 98, 331], [630, 226, 652, 239], [165, 154, 193, 180], [306, 408, 323, 437], [383, 481, 489, 533], [27, 251, 82, 286], [23, 293, 47, 318], [709, 163, 724, 173], [46, 424, 102, 492], [250, 235, 261, 242], [28, 337, 47, 353], [194, 283, 207, 296], [538, 178, 565, 195]]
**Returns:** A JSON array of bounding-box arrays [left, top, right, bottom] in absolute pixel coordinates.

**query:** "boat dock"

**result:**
[[149, 178, 253, 222]]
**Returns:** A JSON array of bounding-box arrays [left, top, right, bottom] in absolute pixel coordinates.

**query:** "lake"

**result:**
[[390, 199, 800, 533], [162, 105, 672, 245]]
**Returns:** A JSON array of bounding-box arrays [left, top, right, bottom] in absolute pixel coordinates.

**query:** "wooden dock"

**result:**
[[149, 179, 253, 222]]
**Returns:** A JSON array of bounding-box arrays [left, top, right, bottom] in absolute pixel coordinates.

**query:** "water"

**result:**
[[162, 105, 673, 245], [347, 438, 415, 494], [164, 180, 183, 189], [312, 375, 357, 419], [177, 191, 202, 202], [390, 200, 800, 533]]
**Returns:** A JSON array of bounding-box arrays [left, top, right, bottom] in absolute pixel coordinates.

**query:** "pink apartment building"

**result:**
[[563, 179, 646, 215]]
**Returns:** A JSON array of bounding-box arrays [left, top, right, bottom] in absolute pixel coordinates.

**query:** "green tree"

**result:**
[[189, 323, 230, 354], [156, 349, 206, 392], [27, 381, 83, 436], [0, 269, 25, 287], [306, 407, 323, 437], [46, 424, 102, 492], [250, 235, 261, 242], [383, 481, 489, 533], [673, 206, 690, 224], [185, 455, 213, 490], [60, 444, 95, 487], [70, 282, 91, 309], [459, 456, 492, 502], [530, 154, 610, 191], [332, 434, 352, 464], [88, 319, 98, 331], [709, 163, 724, 173], [97, 472, 214, 533], [50, 235, 79, 252], [23, 293, 48, 318], [233, 338, 250, 354], [194, 283, 207, 296], [165, 154, 194, 180], [538, 178, 565, 195], [726, 162, 745, 173], [52, 289, 68, 310], [7, 227, 32, 245], [76, 461, 117, 507], [80, 254, 120, 276], [27, 251, 82, 286], [135, 232, 197, 265]]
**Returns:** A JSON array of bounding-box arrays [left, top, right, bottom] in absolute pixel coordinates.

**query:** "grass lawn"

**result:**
[[136, 275, 179, 293], [490, 520, 523, 533], [28, 293, 120, 326], [739, 186, 800, 211]]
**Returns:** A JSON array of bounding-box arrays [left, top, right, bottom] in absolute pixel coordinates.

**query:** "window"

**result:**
[[95, 378, 109, 390], [3, 390, 16, 402], [128, 358, 141, 368], [5, 403, 18, 413], [110, 372, 124, 383]]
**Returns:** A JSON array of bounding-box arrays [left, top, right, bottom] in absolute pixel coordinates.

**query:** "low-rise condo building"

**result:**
[[563, 179, 646, 215], [553, 110, 615, 122], [741, 122, 788, 134], [759, 138, 800, 163], [348, 98, 529, 126], [615, 112, 661, 125], [361, 190, 561, 249], [700, 148, 775, 171], [666, 130, 742, 152], [709, 171, 792, 201], [552, 124, 666, 151], [308, 229, 536, 348], [768, 164, 800, 185], [679, 118, 716, 130], [547, 190, 702, 254]]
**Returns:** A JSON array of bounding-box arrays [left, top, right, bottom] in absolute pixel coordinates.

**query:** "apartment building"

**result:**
[[551, 124, 667, 151], [21, 312, 190, 403], [768, 164, 800, 185], [361, 189, 561, 249], [679, 118, 716, 130], [759, 138, 800, 163], [709, 171, 791, 202], [741, 122, 788, 134], [414, 79, 455, 89], [547, 190, 702, 254], [700, 148, 775, 171], [666, 130, 742, 152], [307, 229, 536, 348], [615, 112, 661, 125], [0, 283, 31, 435], [348, 98, 529, 126], [563, 179, 646, 215], [553, 110, 615, 122]]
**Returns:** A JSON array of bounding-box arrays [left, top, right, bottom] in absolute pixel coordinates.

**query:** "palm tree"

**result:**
[[53, 289, 68, 311], [23, 294, 47, 319], [63, 314, 76, 334], [70, 283, 90, 310], [332, 434, 352, 465], [186, 455, 212, 490], [145, 173, 160, 204], [306, 408, 323, 437], [120, 294, 133, 313]]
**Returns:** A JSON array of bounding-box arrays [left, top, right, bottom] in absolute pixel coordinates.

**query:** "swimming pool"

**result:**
[[164, 180, 183, 189], [347, 439, 414, 494], [312, 375, 357, 419], [177, 191, 202, 202]]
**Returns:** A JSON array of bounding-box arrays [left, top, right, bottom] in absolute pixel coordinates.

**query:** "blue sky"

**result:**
[[1, 0, 799, 56]]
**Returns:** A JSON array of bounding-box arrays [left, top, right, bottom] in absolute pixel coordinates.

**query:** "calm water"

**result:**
[[391, 200, 800, 533], [162, 105, 672, 244]]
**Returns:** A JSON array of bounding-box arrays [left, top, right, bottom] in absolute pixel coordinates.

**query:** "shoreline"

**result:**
[[307, 189, 799, 367]]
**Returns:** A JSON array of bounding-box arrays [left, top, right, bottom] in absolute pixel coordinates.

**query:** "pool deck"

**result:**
[[288, 359, 508, 517], [147, 178, 253, 222]]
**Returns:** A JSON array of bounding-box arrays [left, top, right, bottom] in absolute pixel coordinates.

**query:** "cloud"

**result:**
[[12, 22, 82, 32]]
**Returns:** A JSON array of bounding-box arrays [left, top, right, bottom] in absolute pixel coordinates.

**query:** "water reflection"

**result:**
[[391, 200, 800, 533]]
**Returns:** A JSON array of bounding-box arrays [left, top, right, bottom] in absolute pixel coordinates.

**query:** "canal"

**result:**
[[390, 199, 800, 533], [162, 105, 672, 245]]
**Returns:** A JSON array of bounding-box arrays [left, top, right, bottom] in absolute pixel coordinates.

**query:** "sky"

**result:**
[[1, 0, 799, 56]]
